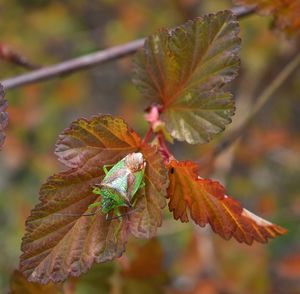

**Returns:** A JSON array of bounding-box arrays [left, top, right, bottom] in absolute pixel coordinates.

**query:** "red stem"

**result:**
[[158, 133, 172, 161], [142, 127, 153, 145]]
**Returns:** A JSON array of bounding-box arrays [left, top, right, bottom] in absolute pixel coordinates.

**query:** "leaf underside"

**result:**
[[133, 10, 240, 143], [0, 84, 8, 150], [20, 115, 168, 284], [234, 0, 300, 36], [167, 160, 287, 244]]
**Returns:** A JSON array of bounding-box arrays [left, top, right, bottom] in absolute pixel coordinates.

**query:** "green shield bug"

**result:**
[[89, 152, 146, 219], [54, 152, 146, 220]]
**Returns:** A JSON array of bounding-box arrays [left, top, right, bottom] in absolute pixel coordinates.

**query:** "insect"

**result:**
[[88, 152, 146, 219]]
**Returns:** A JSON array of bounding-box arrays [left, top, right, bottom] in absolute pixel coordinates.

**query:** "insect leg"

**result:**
[[139, 180, 145, 188], [106, 208, 138, 221], [103, 164, 114, 175], [111, 208, 123, 240], [88, 201, 102, 209], [92, 186, 102, 194], [53, 210, 99, 217]]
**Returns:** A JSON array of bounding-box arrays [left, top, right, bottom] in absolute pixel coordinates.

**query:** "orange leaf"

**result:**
[[167, 160, 287, 244]]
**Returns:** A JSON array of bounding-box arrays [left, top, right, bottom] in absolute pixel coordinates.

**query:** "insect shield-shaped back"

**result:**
[[93, 152, 146, 215]]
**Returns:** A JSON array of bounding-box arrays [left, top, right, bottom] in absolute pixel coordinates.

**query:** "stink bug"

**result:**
[[54, 152, 146, 220], [89, 152, 146, 219]]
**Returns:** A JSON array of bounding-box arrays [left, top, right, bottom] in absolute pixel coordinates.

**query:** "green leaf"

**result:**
[[0, 84, 8, 150], [133, 10, 240, 144], [20, 115, 168, 284]]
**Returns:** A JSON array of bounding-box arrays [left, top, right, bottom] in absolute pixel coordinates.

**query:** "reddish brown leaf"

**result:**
[[234, 0, 300, 36], [128, 144, 168, 238], [20, 115, 168, 284], [10, 270, 63, 294], [0, 84, 8, 150], [55, 115, 141, 169], [167, 160, 287, 244]]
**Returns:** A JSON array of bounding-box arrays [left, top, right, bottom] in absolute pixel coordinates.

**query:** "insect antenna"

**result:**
[[106, 208, 138, 221], [52, 212, 97, 217], [52, 208, 138, 219]]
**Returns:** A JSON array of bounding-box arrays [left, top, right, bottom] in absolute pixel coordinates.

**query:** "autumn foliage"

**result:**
[[167, 160, 286, 244], [1, 7, 290, 289]]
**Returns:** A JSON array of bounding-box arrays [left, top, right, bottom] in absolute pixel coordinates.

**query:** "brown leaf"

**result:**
[[20, 115, 168, 284], [55, 115, 141, 169], [167, 160, 287, 244], [128, 144, 169, 238], [20, 168, 129, 284], [234, 0, 300, 36]]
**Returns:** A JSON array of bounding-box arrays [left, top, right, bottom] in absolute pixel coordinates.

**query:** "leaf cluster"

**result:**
[[18, 10, 287, 286]]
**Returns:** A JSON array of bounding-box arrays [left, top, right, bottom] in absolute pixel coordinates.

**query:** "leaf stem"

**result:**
[[142, 127, 153, 145], [158, 133, 172, 161]]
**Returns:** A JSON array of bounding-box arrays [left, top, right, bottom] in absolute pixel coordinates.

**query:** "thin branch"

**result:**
[[1, 6, 254, 90], [211, 51, 300, 159], [0, 43, 40, 70], [1, 39, 145, 90]]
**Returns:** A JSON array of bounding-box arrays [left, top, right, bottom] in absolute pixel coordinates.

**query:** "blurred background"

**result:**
[[0, 0, 300, 293]]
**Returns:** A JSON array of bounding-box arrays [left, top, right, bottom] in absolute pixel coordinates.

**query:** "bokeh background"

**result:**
[[1, 0, 300, 293]]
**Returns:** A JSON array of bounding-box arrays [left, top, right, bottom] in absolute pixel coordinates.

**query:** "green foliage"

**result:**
[[133, 11, 240, 144]]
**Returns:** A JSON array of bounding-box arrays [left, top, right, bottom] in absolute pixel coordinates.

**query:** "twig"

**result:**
[[0, 43, 40, 70], [1, 39, 145, 90], [1, 6, 254, 90], [211, 51, 300, 159]]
